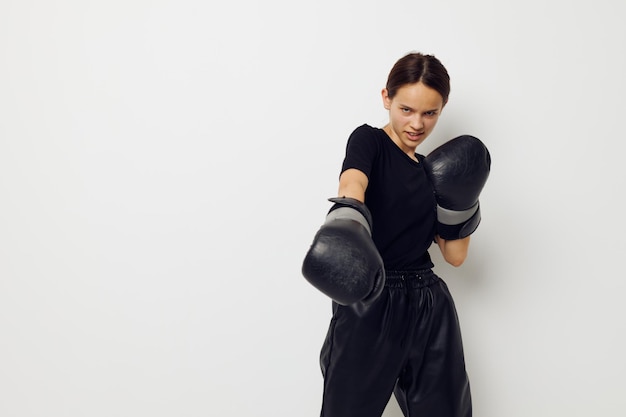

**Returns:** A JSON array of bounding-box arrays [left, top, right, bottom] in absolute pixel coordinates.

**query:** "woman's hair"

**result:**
[[385, 52, 450, 104]]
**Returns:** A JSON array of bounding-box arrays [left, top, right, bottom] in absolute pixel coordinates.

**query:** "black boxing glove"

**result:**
[[423, 135, 491, 240], [302, 197, 385, 305]]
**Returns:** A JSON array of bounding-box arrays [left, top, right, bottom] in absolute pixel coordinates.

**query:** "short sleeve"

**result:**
[[340, 124, 380, 179]]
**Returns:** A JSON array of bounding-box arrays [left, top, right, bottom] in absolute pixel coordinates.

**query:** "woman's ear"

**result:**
[[381, 88, 391, 110]]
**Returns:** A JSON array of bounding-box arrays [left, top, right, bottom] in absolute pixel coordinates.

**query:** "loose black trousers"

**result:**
[[320, 270, 472, 417]]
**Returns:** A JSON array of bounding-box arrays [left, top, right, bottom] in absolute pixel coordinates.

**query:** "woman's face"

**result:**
[[382, 82, 445, 156]]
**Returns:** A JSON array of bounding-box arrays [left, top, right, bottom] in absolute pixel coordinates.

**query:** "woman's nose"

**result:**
[[411, 115, 424, 130]]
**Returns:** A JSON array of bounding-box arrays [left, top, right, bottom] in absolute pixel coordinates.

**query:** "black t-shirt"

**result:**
[[341, 124, 437, 270]]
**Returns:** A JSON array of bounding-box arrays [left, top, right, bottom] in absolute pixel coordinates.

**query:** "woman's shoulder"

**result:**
[[344, 124, 383, 158], [348, 124, 385, 143], [351, 123, 382, 135]]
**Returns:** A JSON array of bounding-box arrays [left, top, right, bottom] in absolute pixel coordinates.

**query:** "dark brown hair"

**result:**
[[386, 52, 450, 104]]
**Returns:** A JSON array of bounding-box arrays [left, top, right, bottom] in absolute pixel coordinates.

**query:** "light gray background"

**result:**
[[1, 1, 625, 416]]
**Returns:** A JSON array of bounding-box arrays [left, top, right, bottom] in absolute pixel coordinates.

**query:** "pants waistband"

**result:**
[[384, 269, 438, 289]]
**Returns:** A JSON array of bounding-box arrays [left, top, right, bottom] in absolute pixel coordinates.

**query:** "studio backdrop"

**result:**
[[1, 1, 625, 416]]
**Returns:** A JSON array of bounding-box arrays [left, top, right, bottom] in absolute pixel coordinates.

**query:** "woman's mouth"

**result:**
[[406, 131, 424, 141]]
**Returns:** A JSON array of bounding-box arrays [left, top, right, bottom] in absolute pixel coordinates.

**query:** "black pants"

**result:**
[[320, 270, 472, 417]]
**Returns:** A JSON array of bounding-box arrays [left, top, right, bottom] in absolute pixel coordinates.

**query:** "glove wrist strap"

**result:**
[[437, 201, 479, 225], [325, 207, 372, 236]]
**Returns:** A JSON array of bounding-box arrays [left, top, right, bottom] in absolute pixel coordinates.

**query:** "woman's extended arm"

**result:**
[[436, 235, 470, 267], [337, 168, 369, 202]]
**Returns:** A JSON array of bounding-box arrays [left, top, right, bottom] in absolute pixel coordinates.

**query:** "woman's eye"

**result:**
[[401, 108, 411, 113]]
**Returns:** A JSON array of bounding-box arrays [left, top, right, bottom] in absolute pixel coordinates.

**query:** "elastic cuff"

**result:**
[[436, 201, 479, 226], [325, 207, 371, 235], [438, 205, 481, 240]]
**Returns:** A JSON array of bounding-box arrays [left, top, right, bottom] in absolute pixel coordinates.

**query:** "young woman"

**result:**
[[303, 52, 489, 417]]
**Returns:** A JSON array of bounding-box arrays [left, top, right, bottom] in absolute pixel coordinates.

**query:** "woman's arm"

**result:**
[[337, 168, 369, 202], [436, 235, 470, 267]]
